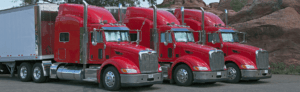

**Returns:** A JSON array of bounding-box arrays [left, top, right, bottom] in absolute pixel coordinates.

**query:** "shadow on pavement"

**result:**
[[222, 80, 270, 85]]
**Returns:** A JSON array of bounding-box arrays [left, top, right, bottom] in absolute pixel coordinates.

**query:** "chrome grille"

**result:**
[[139, 50, 158, 73], [256, 50, 269, 69], [209, 50, 225, 71]]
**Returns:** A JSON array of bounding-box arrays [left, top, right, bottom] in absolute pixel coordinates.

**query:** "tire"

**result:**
[[32, 63, 47, 83], [226, 63, 241, 83], [173, 64, 193, 86], [18, 63, 32, 82], [102, 67, 121, 91], [206, 82, 216, 84]]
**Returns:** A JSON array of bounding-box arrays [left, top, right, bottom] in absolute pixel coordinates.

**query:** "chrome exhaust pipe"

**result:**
[[153, 5, 157, 29], [200, 7, 206, 45], [181, 6, 185, 26], [82, 0, 88, 79], [119, 3, 122, 23], [225, 9, 228, 27]]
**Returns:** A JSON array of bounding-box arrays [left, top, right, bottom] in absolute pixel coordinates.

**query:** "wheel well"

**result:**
[[225, 61, 239, 68], [172, 62, 189, 77], [100, 64, 116, 80]]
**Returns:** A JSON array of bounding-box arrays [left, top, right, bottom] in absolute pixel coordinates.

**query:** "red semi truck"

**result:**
[[0, 1, 162, 91], [174, 8, 272, 83], [122, 6, 228, 86]]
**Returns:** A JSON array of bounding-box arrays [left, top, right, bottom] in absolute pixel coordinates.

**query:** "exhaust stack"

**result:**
[[181, 6, 185, 26], [119, 3, 122, 23], [225, 9, 228, 27], [200, 7, 206, 45]]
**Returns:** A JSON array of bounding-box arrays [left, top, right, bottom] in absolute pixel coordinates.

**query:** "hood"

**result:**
[[223, 42, 260, 52], [176, 42, 216, 52], [107, 42, 150, 53]]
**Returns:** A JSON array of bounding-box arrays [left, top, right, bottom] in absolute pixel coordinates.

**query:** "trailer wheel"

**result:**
[[18, 63, 32, 82], [32, 63, 47, 83], [102, 66, 121, 91], [226, 63, 241, 83], [174, 64, 193, 86]]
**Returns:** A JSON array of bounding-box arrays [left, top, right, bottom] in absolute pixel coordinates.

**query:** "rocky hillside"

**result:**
[[158, 0, 300, 66]]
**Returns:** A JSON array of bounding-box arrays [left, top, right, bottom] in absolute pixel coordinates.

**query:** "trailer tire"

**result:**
[[102, 66, 121, 91], [173, 64, 193, 86], [32, 63, 47, 83], [226, 63, 241, 83], [18, 63, 32, 82]]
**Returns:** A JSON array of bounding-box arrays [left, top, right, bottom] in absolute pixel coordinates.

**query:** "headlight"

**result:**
[[224, 65, 227, 70], [193, 66, 208, 71], [158, 67, 162, 71], [121, 69, 137, 73], [241, 65, 255, 69]]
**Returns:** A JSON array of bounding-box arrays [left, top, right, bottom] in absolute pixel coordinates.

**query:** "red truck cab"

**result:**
[[123, 6, 228, 86], [175, 9, 272, 83], [52, 4, 162, 90]]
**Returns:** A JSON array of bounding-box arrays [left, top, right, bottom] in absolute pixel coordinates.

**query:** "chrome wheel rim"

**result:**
[[20, 66, 27, 79], [33, 67, 41, 80], [228, 67, 237, 80], [176, 69, 188, 83], [105, 71, 115, 87]]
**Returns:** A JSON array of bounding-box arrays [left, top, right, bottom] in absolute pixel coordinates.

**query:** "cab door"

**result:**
[[89, 31, 105, 63], [159, 32, 174, 60]]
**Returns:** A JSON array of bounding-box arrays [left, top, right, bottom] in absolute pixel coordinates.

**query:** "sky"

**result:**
[[0, 0, 220, 10]]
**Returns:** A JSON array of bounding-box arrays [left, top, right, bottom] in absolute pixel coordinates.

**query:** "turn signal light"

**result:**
[[193, 66, 208, 71], [121, 69, 137, 73], [241, 65, 255, 69]]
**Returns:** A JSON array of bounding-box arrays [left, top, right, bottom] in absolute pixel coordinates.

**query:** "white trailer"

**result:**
[[0, 3, 58, 77]]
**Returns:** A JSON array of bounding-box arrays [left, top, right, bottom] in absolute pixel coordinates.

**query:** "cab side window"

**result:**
[[208, 33, 220, 42], [60, 33, 69, 42], [160, 33, 172, 43], [91, 32, 103, 42]]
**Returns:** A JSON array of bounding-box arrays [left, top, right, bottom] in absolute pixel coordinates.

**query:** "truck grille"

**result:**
[[209, 50, 225, 71], [139, 51, 158, 73], [256, 50, 269, 69]]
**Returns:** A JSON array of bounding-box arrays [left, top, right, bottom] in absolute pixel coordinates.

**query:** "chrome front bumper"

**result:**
[[120, 73, 162, 87], [193, 70, 228, 83], [240, 69, 272, 80]]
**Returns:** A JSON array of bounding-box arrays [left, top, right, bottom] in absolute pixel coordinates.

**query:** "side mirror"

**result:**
[[92, 28, 98, 45], [212, 33, 218, 44], [239, 32, 247, 43], [164, 32, 169, 46]]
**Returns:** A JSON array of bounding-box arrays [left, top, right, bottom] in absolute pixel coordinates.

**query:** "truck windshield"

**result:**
[[105, 31, 130, 42], [221, 32, 239, 42], [174, 32, 195, 42]]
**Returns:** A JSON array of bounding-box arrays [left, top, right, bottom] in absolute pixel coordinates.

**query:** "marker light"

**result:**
[[241, 65, 255, 69], [121, 69, 137, 73], [194, 66, 208, 71]]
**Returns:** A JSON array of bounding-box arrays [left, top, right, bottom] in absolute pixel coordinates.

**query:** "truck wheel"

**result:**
[[32, 63, 47, 83], [174, 64, 193, 86], [102, 67, 121, 91], [226, 63, 241, 83], [18, 63, 32, 82]]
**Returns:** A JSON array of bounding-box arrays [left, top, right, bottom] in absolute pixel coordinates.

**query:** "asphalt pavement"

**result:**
[[0, 74, 299, 92]]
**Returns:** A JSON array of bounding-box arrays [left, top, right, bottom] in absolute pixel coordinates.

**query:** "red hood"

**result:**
[[223, 42, 260, 52], [176, 42, 216, 52], [107, 42, 150, 53]]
